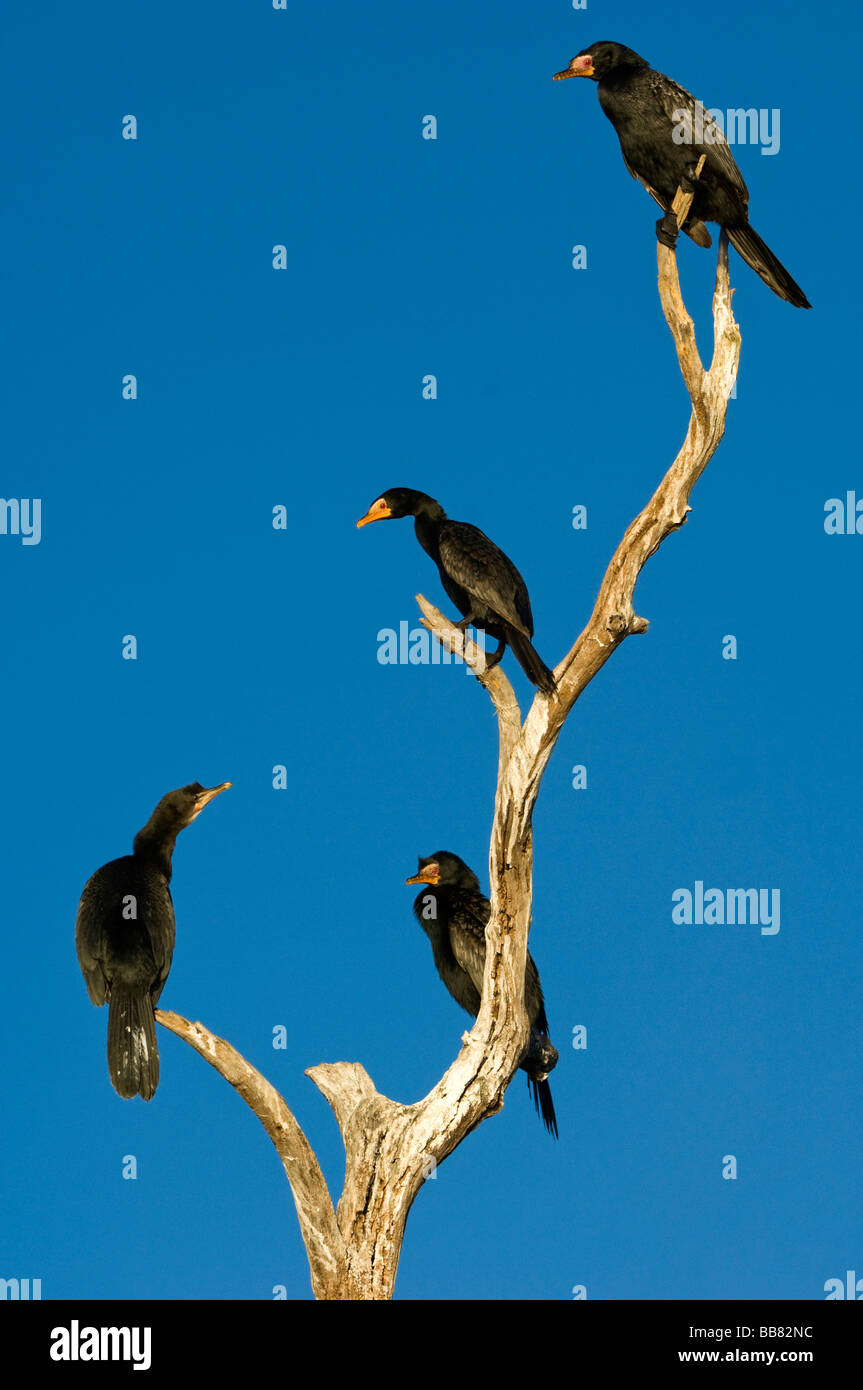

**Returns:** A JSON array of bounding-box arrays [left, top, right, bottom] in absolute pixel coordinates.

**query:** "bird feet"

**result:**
[[480, 635, 506, 670], [656, 212, 679, 249], [454, 619, 505, 669]]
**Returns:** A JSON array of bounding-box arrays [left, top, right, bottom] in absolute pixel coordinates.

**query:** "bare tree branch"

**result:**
[[155, 1009, 348, 1299], [415, 594, 523, 774], [658, 153, 708, 401], [158, 184, 740, 1299]]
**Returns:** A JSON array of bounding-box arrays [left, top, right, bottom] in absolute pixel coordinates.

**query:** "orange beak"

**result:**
[[553, 56, 595, 80], [357, 502, 393, 528]]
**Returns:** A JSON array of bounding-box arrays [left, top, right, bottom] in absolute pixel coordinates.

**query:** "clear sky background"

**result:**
[[2, 1, 859, 1301]]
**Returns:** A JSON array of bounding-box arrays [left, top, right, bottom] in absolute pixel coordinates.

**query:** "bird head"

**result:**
[[164, 782, 232, 828], [406, 852, 481, 893], [554, 42, 647, 83], [134, 781, 231, 848], [131, 782, 231, 873], [356, 488, 442, 527]]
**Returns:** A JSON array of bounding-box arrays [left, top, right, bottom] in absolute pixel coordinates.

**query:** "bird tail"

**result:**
[[505, 625, 556, 696], [107, 990, 159, 1100], [528, 1076, 559, 1139], [726, 223, 810, 308]]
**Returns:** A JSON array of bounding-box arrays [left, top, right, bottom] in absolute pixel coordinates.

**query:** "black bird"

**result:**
[[357, 488, 556, 694], [75, 781, 230, 1100], [554, 41, 810, 308], [406, 851, 559, 1137]]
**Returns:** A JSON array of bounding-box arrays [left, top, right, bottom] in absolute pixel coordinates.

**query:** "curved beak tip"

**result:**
[[554, 60, 593, 80], [200, 782, 231, 805]]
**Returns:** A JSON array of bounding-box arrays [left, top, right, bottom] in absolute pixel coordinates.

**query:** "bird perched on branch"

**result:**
[[406, 851, 559, 1137], [75, 781, 231, 1100], [554, 41, 810, 308], [357, 488, 556, 694]]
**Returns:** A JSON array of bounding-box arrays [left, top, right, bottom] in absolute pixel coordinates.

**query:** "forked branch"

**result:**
[[158, 182, 739, 1300]]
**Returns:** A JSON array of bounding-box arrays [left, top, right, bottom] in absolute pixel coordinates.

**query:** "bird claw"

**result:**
[[656, 212, 679, 249]]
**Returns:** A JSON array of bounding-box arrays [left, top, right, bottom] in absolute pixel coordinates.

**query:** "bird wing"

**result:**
[[622, 151, 665, 208], [622, 150, 675, 214], [75, 888, 110, 1005], [142, 874, 176, 1003], [648, 69, 749, 204], [448, 890, 491, 998], [414, 894, 482, 1017], [74, 858, 176, 1005], [439, 522, 534, 636], [450, 895, 552, 1038]]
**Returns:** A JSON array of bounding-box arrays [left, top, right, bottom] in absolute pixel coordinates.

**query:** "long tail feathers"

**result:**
[[726, 223, 811, 308], [506, 626, 556, 696], [107, 990, 159, 1100], [528, 1076, 559, 1139]]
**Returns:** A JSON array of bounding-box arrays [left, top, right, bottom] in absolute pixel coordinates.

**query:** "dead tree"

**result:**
[[157, 175, 740, 1300]]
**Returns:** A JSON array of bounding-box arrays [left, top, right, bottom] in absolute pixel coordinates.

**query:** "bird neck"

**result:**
[[413, 502, 445, 560], [132, 813, 181, 880]]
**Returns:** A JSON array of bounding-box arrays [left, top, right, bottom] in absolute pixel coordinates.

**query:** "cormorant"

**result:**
[[75, 781, 230, 1100], [554, 41, 810, 308], [357, 488, 556, 694], [406, 851, 559, 1137]]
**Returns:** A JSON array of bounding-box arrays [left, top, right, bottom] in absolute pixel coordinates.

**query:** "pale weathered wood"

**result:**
[[155, 1009, 349, 1299], [156, 190, 740, 1299]]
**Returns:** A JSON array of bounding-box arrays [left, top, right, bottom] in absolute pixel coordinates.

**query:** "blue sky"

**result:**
[[2, 0, 859, 1301]]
